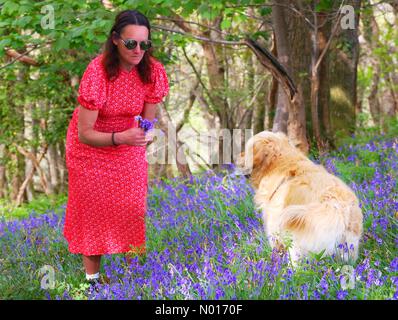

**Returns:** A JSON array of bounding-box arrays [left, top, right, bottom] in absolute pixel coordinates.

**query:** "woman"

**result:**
[[64, 10, 169, 285]]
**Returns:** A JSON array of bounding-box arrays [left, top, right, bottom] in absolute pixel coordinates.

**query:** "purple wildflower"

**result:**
[[135, 115, 157, 132], [319, 277, 329, 295], [336, 290, 348, 300], [390, 258, 398, 272]]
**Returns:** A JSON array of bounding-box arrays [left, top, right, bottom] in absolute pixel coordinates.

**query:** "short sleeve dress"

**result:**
[[63, 54, 169, 256]]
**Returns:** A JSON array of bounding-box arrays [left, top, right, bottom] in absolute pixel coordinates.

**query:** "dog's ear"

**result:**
[[252, 138, 281, 170]]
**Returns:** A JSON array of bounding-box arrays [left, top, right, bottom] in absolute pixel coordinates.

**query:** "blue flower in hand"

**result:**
[[135, 115, 158, 132]]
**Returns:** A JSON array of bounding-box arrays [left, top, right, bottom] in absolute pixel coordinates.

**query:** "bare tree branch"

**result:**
[[314, 1, 345, 72], [2, 46, 40, 69], [152, 24, 244, 46], [155, 16, 232, 37], [14, 143, 49, 206]]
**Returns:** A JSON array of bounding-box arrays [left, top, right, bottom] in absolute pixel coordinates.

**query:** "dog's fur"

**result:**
[[237, 131, 363, 263]]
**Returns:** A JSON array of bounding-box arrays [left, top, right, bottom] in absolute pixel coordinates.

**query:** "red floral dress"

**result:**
[[63, 54, 169, 256]]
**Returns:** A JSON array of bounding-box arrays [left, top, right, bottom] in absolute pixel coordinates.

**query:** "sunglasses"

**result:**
[[119, 37, 152, 51]]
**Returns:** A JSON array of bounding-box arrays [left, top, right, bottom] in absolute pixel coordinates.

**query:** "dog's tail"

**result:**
[[279, 200, 362, 261]]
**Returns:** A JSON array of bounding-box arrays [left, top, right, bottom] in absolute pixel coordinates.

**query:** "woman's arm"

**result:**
[[78, 106, 147, 147], [140, 102, 157, 121], [78, 106, 120, 147]]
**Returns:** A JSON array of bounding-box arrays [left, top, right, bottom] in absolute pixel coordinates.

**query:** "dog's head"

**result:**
[[236, 131, 293, 187]]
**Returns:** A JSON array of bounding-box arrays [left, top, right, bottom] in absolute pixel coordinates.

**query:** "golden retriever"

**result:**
[[237, 131, 363, 264]]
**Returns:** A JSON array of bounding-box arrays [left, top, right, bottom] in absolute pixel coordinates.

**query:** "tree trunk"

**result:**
[[11, 69, 27, 203], [202, 26, 232, 168], [57, 142, 67, 194], [10, 152, 22, 202], [267, 33, 278, 130], [271, 0, 291, 134], [311, 9, 332, 150], [328, 0, 361, 137], [387, 75, 398, 117], [156, 103, 191, 178], [362, 6, 381, 127], [202, 38, 229, 129], [253, 67, 268, 134], [318, 12, 333, 146], [47, 143, 59, 194], [368, 65, 381, 127], [269, 0, 309, 152], [23, 101, 35, 201]]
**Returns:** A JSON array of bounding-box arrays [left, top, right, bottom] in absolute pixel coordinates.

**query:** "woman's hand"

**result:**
[[117, 128, 147, 146]]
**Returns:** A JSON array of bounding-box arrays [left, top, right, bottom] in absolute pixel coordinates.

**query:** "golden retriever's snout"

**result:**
[[235, 151, 253, 177], [236, 152, 245, 169]]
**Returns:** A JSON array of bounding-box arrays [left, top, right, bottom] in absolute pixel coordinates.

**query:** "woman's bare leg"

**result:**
[[82, 255, 102, 275]]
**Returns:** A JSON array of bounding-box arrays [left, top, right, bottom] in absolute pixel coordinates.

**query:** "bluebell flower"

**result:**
[[135, 115, 157, 132], [390, 258, 398, 272]]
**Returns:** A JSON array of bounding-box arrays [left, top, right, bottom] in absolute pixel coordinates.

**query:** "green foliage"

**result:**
[[251, 30, 269, 42], [337, 116, 398, 148], [0, 193, 67, 220], [358, 65, 373, 92], [315, 0, 334, 12], [334, 162, 375, 184], [259, 7, 272, 16], [331, 117, 397, 183]]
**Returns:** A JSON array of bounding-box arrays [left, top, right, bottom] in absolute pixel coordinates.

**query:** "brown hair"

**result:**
[[102, 10, 153, 84]]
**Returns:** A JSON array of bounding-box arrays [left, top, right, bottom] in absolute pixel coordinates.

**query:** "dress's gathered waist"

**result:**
[[94, 116, 137, 133]]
